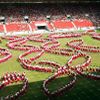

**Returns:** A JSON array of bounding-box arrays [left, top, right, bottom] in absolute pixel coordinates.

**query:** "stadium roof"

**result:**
[[0, 0, 99, 3]]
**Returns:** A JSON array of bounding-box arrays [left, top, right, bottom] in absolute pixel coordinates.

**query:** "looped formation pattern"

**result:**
[[0, 33, 100, 98], [0, 72, 28, 100]]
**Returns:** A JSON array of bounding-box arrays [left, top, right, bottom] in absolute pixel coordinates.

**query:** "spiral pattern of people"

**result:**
[[0, 32, 100, 100]]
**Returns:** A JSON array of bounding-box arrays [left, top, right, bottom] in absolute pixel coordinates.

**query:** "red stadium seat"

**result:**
[[0, 24, 4, 32]]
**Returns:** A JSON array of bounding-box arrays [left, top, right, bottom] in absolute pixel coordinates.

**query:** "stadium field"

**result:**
[[0, 34, 100, 100]]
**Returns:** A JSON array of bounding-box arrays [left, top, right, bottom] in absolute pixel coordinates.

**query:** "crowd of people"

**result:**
[[0, 32, 100, 98], [0, 3, 99, 27], [0, 72, 28, 100], [43, 70, 76, 97], [92, 33, 100, 40], [0, 48, 12, 63], [67, 39, 100, 52]]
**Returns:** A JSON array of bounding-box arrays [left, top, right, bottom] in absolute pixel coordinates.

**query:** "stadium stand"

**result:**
[[0, 3, 99, 33]]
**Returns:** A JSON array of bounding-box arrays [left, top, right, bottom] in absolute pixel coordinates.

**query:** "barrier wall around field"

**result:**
[[0, 19, 95, 36]]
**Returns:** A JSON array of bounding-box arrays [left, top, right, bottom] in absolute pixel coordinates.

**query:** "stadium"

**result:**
[[0, 0, 100, 100]]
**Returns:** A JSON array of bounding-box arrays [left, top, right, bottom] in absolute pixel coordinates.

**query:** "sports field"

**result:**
[[0, 34, 100, 100]]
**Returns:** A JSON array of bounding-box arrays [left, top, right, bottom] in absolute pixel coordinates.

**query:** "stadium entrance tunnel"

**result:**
[[35, 23, 50, 32], [37, 25, 49, 31]]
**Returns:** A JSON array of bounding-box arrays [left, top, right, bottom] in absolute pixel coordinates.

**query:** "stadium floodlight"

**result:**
[[85, 14, 89, 17], [24, 16, 29, 23], [67, 15, 72, 20], [0, 16, 6, 24], [46, 15, 51, 21]]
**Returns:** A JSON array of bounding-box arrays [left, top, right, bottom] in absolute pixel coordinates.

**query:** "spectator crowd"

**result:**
[[0, 3, 99, 27]]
